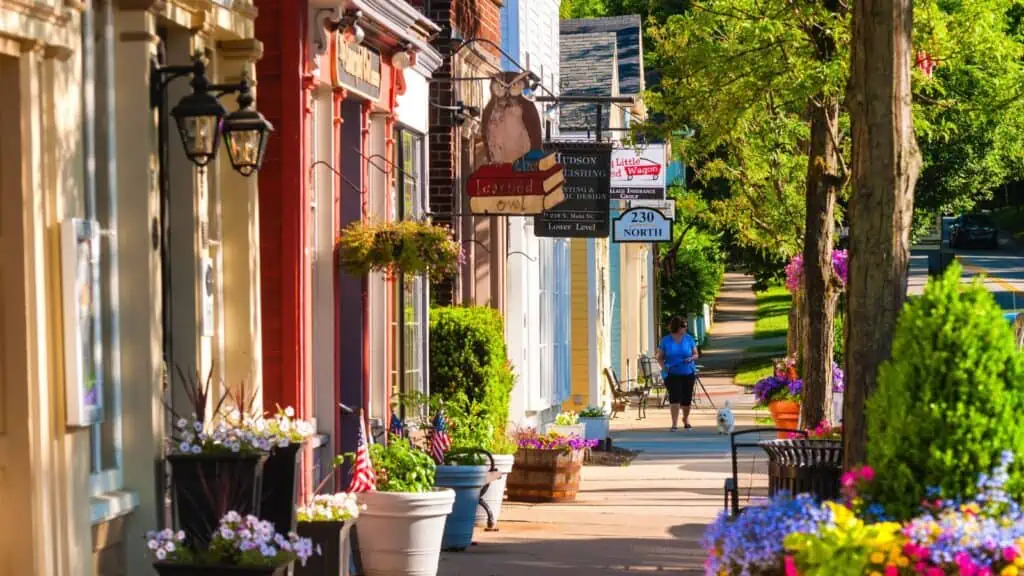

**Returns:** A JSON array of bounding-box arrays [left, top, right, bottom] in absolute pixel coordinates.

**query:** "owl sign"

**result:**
[[467, 72, 566, 215]]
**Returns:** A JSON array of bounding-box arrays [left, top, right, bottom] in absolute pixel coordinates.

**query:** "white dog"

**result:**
[[716, 401, 735, 435]]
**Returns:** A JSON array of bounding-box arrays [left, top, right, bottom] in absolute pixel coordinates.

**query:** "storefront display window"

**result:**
[[392, 127, 428, 400]]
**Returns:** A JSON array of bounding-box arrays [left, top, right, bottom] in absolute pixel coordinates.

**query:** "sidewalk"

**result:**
[[438, 274, 762, 575]]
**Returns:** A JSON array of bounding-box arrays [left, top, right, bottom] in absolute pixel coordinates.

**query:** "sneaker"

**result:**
[[670, 426, 678, 432], [684, 422, 693, 429]]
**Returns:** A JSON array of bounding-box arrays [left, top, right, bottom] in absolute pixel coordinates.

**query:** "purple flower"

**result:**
[[832, 361, 845, 393], [784, 249, 849, 294]]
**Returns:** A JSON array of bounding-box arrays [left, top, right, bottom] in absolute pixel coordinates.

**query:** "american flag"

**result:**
[[429, 410, 452, 464], [348, 416, 376, 493], [389, 412, 404, 438]]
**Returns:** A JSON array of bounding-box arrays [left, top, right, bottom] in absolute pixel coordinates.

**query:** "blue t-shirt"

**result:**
[[660, 333, 697, 376]]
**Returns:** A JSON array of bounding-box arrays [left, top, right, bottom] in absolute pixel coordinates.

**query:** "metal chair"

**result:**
[[724, 427, 807, 517], [603, 367, 649, 419], [638, 355, 666, 406]]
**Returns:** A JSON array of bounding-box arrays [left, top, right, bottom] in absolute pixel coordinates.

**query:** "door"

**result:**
[[0, 51, 34, 573]]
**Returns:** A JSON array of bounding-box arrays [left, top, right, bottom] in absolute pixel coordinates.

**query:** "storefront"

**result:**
[[0, 0, 265, 574], [256, 0, 439, 490]]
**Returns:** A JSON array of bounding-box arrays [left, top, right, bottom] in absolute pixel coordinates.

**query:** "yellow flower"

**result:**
[[870, 572, 882, 576], [898, 557, 910, 567], [1002, 566, 1019, 576], [870, 552, 885, 564]]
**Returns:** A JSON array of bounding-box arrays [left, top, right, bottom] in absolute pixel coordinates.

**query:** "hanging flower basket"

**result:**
[[337, 220, 461, 279]]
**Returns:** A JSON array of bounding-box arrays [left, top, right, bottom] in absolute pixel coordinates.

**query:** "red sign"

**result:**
[[623, 164, 661, 177], [467, 164, 565, 215]]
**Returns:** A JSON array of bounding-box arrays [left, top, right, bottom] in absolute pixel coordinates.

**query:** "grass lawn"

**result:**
[[734, 356, 776, 388], [754, 285, 792, 340]]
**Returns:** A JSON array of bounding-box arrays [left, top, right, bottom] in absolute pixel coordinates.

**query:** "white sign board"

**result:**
[[612, 207, 673, 243], [610, 143, 667, 200], [629, 199, 675, 220]]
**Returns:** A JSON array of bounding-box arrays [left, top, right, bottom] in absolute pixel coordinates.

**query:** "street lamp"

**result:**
[[152, 52, 273, 176]]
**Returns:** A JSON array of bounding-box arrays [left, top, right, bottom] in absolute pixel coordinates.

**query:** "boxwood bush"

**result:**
[[429, 306, 514, 432], [866, 262, 1024, 519]]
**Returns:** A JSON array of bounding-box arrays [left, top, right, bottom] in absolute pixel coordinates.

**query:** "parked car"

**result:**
[[950, 214, 999, 249]]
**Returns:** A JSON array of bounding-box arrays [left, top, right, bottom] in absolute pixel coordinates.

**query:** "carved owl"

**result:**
[[480, 71, 544, 165]]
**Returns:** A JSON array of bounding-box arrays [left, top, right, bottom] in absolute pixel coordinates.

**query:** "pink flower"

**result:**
[[841, 471, 857, 488], [884, 566, 899, 576], [858, 466, 875, 482], [927, 568, 944, 576], [1004, 547, 1019, 563], [785, 555, 799, 576]]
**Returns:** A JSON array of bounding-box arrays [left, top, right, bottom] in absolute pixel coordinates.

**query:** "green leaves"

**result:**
[[865, 263, 1024, 519], [367, 438, 436, 493]]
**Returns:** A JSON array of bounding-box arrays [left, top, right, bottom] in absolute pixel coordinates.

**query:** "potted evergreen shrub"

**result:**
[[295, 492, 361, 576], [545, 411, 586, 437], [577, 406, 610, 444], [146, 512, 316, 575], [356, 438, 455, 576]]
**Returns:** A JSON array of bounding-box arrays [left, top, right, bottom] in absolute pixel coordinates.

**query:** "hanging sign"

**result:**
[[629, 199, 675, 220], [467, 72, 565, 215], [612, 206, 673, 243], [333, 35, 382, 100], [610, 143, 667, 201], [534, 142, 613, 238]]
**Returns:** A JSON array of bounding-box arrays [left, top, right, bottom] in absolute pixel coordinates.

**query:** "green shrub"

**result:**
[[865, 262, 1024, 519], [429, 306, 514, 431], [660, 244, 725, 325], [833, 298, 845, 364]]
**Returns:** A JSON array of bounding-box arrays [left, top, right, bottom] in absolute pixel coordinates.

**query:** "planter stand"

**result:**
[[475, 454, 514, 531], [168, 453, 267, 549], [759, 439, 843, 502], [260, 442, 303, 533]]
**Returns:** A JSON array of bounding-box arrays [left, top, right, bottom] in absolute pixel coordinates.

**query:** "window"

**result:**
[[392, 127, 428, 405], [86, 0, 125, 506], [553, 239, 571, 403], [538, 238, 552, 404]]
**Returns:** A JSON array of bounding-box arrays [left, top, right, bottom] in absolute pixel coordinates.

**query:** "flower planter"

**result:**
[[295, 520, 353, 576], [153, 563, 290, 576], [475, 454, 514, 529], [545, 423, 586, 437], [167, 453, 267, 548], [355, 488, 455, 576], [260, 442, 302, 533], [435, 464, 491, 551], [506, 448, 584, 503], [768, 400, 801, 438], [579, 416, 610, 443]]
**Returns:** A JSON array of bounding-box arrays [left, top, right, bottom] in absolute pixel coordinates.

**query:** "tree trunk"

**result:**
[[843, 0, 921, 468], [800, 99, 841, 429]]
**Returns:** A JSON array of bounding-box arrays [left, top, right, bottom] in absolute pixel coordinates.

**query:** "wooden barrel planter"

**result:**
[[506, 448, 584, 503]]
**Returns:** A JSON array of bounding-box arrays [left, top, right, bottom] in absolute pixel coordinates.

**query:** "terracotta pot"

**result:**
[[768, 400, 801, 438], [787, 367, 799, 381]]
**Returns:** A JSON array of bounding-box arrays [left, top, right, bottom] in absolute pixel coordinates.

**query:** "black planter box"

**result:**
[[168, 453, 267, 548], [153, 562, 290, 576], [260, 443, 303, 533], [295, 520, 349, 576]]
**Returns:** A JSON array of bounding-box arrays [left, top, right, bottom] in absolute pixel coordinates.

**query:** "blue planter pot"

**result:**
[[434, 464, 490, 551]]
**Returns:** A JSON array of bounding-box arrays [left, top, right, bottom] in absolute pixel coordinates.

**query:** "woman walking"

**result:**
[[656, 316, 699, 431]]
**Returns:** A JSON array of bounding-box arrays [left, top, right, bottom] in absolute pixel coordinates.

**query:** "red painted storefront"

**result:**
[[254, 0, 441, 493]]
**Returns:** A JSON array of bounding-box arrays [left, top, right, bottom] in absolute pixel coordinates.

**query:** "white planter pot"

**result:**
[[355, 488, 455, 576], [545, 423, 586, 437], [474, 453, 514, 529], [832, 392, 844, 424], [579, 416, 610, 442]]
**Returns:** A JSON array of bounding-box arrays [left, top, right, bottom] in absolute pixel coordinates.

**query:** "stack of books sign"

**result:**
[[467, 150, 565, 215]]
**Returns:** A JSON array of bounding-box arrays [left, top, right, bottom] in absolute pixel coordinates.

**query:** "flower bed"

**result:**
[[704, 453, 1024, 576]]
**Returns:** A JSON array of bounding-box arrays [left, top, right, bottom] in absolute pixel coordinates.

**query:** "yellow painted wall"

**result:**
[[568, 238, 590, 410]]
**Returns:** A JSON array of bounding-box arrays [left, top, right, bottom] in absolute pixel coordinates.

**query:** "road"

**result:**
[[909, 238, 1024, 312]]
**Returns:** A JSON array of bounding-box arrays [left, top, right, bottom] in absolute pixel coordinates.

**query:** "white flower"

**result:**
[[176, 418, 188, 430], [193, 421, 202, 432], [147, 540, 159, 550], [190, 444, 201, 454], [155, 548, 166, 560], [224, 511, 242, 523], [284, 406, 295, 418], [178, 442, 190, 453], [175, 530, 185, 540]]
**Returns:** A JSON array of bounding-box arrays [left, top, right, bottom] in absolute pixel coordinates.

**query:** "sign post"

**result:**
[[534, 142, 613, 238]]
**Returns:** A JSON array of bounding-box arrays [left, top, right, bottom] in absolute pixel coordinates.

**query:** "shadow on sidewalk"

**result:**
[[438, 523, 710, 575]]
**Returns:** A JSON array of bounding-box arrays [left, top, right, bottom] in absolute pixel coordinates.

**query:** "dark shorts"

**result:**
[[665, 373, 697, 406]]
